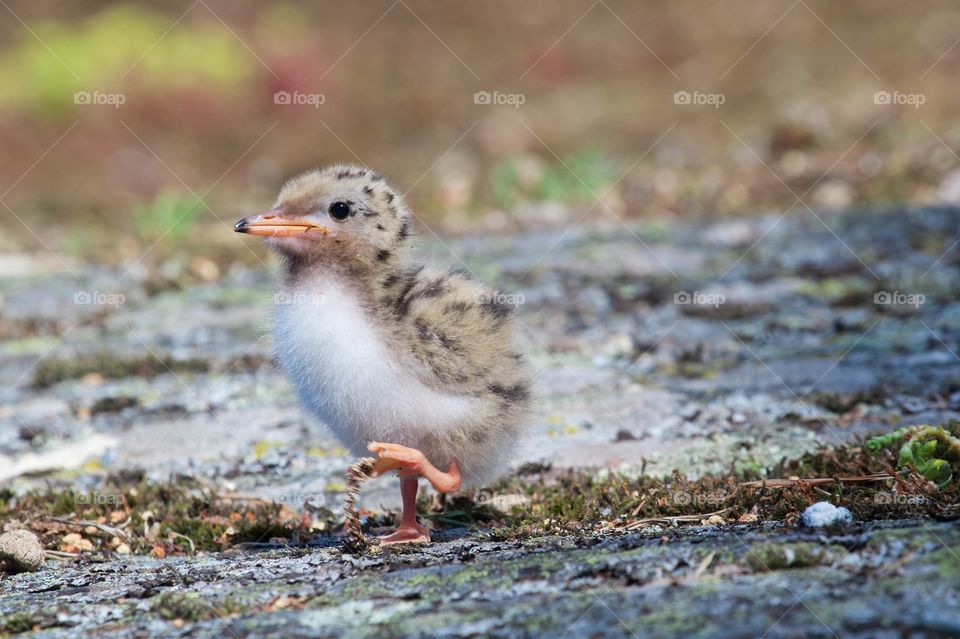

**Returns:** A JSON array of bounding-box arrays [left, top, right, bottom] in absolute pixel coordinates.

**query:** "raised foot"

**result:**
[[378, 524, 431, 545], [367, 441, 462, 493]]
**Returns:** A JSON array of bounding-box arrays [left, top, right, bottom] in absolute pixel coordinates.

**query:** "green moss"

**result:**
[[397, 572, 445, 589], [795, 277, 875, 306], [0, 605, 69, 637], [150, 591, 248, 622], [929, 544, 960, 581], [809, 387, 888, 414], [744, 542, 842, 572], [31, 351, 209, 387], [0, 611, 42, 635], [0, 336, 61, 357], [0, 476, 318, 555]]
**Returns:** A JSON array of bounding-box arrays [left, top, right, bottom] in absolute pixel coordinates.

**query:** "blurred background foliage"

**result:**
[[1, 0, 960, 268]]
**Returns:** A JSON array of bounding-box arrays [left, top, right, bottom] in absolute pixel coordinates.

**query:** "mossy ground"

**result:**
[[3, 423, 957, 559], [30, 352, 210, 388]]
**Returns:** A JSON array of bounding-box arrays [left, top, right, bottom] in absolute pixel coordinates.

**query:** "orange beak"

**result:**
[[234, 211, 330, 238]]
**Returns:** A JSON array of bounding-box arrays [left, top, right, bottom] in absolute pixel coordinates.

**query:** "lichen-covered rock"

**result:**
[[0, 529, 45, 572], [1, 522, 958, 638]]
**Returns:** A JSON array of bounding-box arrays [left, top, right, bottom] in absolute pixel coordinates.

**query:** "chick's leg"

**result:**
[[368, 442, 462, 493], [377, 475, 430, 545]]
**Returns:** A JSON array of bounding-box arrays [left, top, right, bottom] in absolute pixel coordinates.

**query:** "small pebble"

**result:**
[[801, 502, 853, 527], [0, 530, 45, 572]]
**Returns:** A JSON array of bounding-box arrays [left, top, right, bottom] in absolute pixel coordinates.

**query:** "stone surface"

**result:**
[[0, 521, 958, 638], [1, 205, 960, 636]]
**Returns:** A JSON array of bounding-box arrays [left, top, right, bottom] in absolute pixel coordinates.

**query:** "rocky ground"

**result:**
[[1, 205, 959, 637]]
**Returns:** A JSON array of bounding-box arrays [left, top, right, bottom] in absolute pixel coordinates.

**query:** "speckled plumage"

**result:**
[[258, 165, 532, 488]]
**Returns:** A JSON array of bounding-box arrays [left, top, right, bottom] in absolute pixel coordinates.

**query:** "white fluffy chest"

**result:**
[[270, 279, 475, 453]]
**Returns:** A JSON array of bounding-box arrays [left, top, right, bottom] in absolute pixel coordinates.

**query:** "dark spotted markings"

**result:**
[[443, 301, 471, 315], [450, 268, 473, 280], [414, 317, 461, 352], [382, 273, 401, 288], [421, 276, 447, 298], [488, 382, 530, 403], [336, 168, 376, 180], [376, 249, 391, 262], [436, 331, 461, 352], [396, 220, 410, 242], [480, 296, 512, 321], [363, 186, 374, 196], [393, 265, 425, 318], [415, 319, 431, 341]]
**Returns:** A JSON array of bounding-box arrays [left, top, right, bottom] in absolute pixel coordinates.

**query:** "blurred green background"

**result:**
[[1, 0, 959, 268]]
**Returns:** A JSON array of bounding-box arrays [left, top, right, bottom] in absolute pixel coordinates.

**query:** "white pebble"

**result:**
[[801, 501, 853, 527]]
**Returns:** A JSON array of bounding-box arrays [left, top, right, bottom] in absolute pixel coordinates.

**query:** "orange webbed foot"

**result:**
[[378, 523, 431, 545]]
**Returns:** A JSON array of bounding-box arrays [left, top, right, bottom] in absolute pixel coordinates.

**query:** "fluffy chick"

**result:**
[[236, 164, 532, 542]]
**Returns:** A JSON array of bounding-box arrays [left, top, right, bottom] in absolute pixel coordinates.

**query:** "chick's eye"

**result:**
[[329, 201, 351, 221]]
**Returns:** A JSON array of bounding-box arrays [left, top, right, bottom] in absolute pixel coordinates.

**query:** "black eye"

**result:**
[[329, 201, 351, 221]]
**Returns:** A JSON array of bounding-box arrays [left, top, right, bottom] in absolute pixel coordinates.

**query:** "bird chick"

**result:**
[[235, 164, 532, 543]]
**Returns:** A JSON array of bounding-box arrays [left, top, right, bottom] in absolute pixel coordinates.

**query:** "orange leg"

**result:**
[[367, 441, 462, 545], [378, 476, 431, 544]]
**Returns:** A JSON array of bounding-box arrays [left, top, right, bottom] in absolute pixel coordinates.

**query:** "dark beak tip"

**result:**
[[234, 219, 248, 233]]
